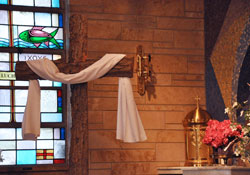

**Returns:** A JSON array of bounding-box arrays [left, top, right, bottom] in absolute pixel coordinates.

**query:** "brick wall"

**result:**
[[70, 0, 205, 174]]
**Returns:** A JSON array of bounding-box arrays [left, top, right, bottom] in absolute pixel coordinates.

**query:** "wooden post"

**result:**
[[68, 14, 88, 175]]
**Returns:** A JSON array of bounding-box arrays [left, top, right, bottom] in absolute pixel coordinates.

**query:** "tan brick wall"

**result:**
[[70, 0, 205, 174]]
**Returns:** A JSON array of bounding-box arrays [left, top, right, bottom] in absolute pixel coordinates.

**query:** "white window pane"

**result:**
[[0, 113, 10, 122], [15, 107, 25, 112], [41, 90, 57, 112], [15, 113, 23, 122], [0, 53, 9, 61], [0, 90, 10, 105], [54, 140, 65, 158], [0, 128, 15, 140], [35, 13, 51, 26], [17, 141, 35, 149], [54, 28, 63, 40], [37, 160, 53, 164], [54, 128, 60, 139], [12, 11, 34, 25], [17, 128, 22, 139], [15, 90, 28, 106], [0, 80, 10, 86], [52, 14, 59, 27], [0, 107, 10, 112], [37, 128, 53, 139], [0, 151, 16, 165], [12, 0, 33, 6], [0, 10, 8, 24], [0, 141, 16, 149], [39, 80, 52, 87], [35, 0, 51, 7], [0, 62, 9, 71], [37, 140, 53, 149], [14, 81, 29, 86], [0, 25, 9, 40]]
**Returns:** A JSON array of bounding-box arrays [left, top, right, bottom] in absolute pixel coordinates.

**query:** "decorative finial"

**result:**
[[195, 96, 200, 108]]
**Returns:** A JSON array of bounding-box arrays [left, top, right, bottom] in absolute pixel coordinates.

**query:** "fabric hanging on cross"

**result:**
[[22, 54, 147, 143]]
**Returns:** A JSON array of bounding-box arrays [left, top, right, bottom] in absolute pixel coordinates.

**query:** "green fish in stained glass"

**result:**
[[19, 27, 60, 48]]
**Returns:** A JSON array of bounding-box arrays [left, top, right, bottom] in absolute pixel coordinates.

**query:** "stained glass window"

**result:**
[[1, 0, 60, 8], [0, 0, 67, 167], [0, 10, 63, 49]]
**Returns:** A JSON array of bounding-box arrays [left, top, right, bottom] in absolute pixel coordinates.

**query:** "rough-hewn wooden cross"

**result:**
[[14, 15, 134, 175]]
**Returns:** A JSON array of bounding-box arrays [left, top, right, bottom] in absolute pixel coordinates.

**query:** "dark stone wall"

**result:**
[[204, 0, 231, 60], [204, 0, 231, 120]]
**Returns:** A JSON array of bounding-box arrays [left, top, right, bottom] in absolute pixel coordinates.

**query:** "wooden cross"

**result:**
[[14, 15, 134, 175]]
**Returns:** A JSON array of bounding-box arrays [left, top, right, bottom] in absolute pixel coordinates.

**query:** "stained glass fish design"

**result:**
[[19, 27, 60, 48]]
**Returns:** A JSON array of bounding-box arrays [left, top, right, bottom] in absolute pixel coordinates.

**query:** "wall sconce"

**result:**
[[136, 45, 152, 96]]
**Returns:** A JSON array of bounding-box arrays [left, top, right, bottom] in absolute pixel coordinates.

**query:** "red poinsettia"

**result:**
[[203, 119, 243, 148]]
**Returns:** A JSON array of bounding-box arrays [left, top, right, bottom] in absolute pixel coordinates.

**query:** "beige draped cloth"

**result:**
[[22, 54, 147, 142]]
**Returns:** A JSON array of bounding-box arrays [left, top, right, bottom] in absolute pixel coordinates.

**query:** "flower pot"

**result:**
[[213, 146, 234, 165]]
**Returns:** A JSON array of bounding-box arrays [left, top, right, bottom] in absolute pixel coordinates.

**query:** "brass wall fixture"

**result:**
[[136, 45, 152, 96]]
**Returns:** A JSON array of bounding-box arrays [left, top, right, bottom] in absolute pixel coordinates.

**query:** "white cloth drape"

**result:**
[[22, 54, 147, 142]]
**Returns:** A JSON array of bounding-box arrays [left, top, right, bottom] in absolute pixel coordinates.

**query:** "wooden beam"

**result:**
[[15, 56, 134, 80]]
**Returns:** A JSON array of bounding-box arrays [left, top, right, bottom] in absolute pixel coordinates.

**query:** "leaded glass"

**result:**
[[0, 113, 10, 122], [0, 128, 66, 165], [54, 140, 65, 158], [37, 160, 53, 164], [41, 113, 62, 122], [15, 113, 23, 122], [1, 0, 61, 8], [0, 62, 9, 71], [38, 128, 53, 139], [17, 150, 36, 165], [36, 149, 53, 160], [14, 81, 29, 86], [37, 140, 53, 149], [52, 0, 60, 8], [0, 106, 10, 112], [53, 82, 62, 87], [0, 128, 15, 140], [16, 128, 22, 139], [13, 11, 34, 26], [41, 90, 57, 112], [18, 53, 53, 61], [35, 0, 51, 7], [12, 0, 34, 6], [0, 0, 8, 5], [52, 14, 59, 27], [0, 53, 9, 61], [40, 80, 52, 87], [54, 128, 60, 139], [0, 80, 10, 86], [0, 10, 64, 49], [35, 13, 52, 26], [0, 10, 8, 24], [0, 25, 9, 47], [0, 0, 66, 166], [17, 141, 36, 149], [16, 26, 63, 49], [0, 89, 10, 105], [0, 141, 16, 149], [14, 107, 25, 112], [60, 128, 65, 139], [14, 90, 28, 106], [0, 151, 16, 165]]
